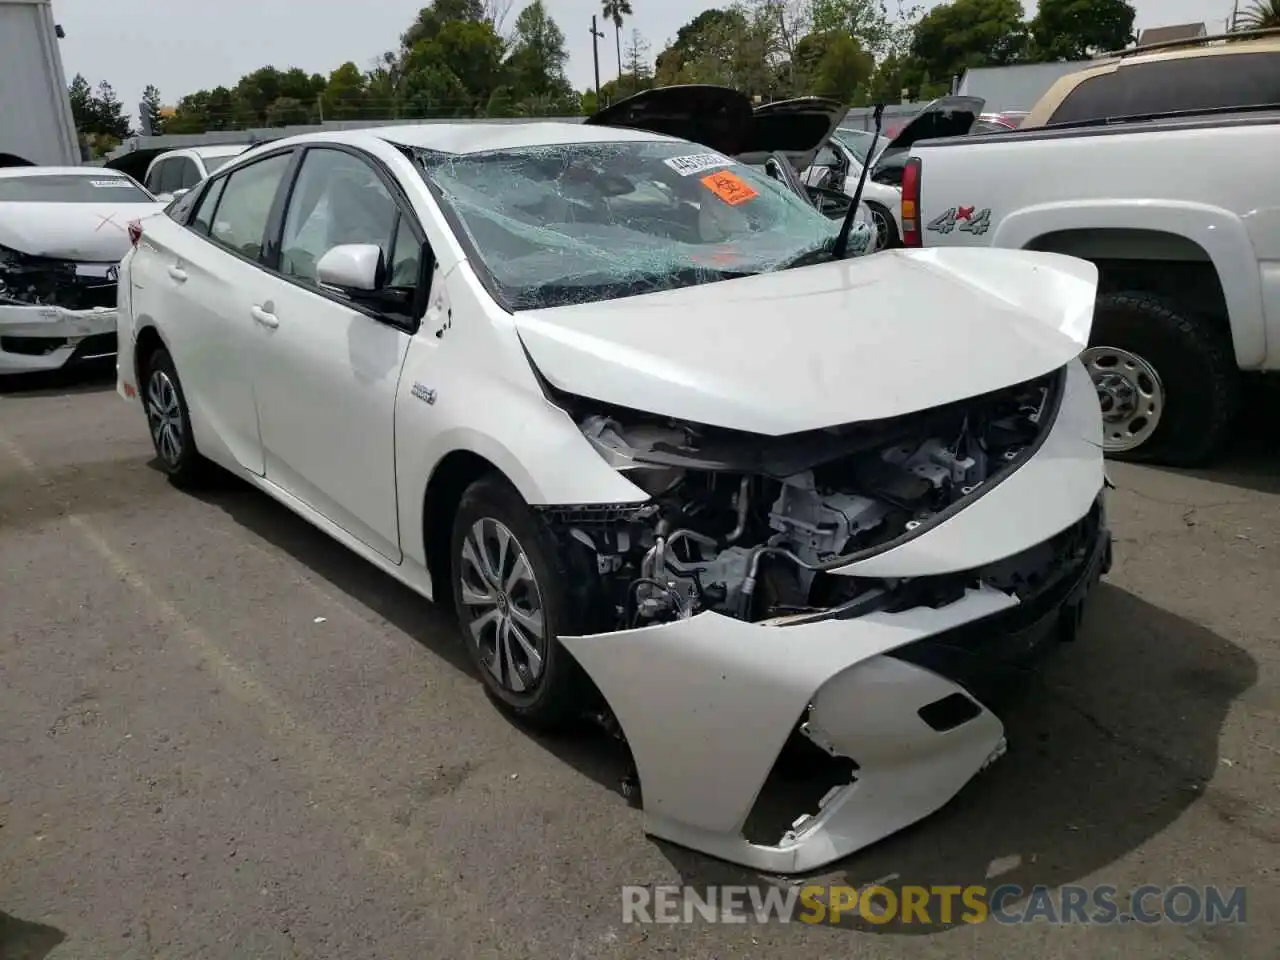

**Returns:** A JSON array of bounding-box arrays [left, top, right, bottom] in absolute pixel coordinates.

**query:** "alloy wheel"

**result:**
[[146, 369, 184, 466], [1082, 345, 1165, 453], [457, 517, 547, 695]]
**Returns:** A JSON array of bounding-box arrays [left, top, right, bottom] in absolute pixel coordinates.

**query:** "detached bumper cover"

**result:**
[[0, 304, 118, 374], [560, 500, 1111, 874]]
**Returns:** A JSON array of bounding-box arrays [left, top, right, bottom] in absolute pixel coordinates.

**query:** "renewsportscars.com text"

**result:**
[[621, 883, 1247, 926]]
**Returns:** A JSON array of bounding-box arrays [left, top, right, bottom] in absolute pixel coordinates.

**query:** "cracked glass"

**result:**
[[413, 140, 870, 311]]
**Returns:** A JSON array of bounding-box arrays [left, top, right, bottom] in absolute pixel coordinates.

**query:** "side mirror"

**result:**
[[172, 188, 190, 199], [316, 243, 384, 293], [155, 193, 174, 203]]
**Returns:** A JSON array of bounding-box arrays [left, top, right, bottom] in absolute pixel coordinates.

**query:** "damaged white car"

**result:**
[[1, 167, 165, 374], [115, 118, 1111, 874]]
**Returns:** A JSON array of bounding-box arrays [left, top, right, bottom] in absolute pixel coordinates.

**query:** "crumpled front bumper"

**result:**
[[0, 304, 118, 374], [560, 497, 1111, 875]]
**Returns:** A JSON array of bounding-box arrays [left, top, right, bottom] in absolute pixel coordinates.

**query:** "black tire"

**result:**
[[141, 347, 209, 487], [867, 201, 901, 250], [1088, 291, 1240, 467], [449, 473, 591, 729]]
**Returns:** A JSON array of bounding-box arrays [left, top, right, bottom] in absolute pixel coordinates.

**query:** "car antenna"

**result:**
[[832, 102, 885, 260]]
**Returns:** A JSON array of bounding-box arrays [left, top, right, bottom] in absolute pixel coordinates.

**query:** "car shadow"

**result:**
[[528, 585, 1257, 934], [1147, 376, 1280, 496], [0, 362, 116, 398], [187, 473, 473, 677], [0, 912, 66, 960]]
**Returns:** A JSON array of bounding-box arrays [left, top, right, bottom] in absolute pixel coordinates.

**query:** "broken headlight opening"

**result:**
[[0, 244, 118, 311], [540, 365, 1068, 631]]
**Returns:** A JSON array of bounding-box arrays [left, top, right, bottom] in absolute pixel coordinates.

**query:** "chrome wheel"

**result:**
[[457, 517, 547, 695], [146, 369, 184, 466], [1082, 345, 1165, 453], [870, 206, 890, 248]]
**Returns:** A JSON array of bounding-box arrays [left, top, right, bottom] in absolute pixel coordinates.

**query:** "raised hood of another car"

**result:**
[[514, 248, 1099, 435], [584, 86, 847, 169], [873, 95, 984, 167]]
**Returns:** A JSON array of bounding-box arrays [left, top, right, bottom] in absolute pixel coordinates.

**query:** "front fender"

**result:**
[[993, 200, 1265, 367]]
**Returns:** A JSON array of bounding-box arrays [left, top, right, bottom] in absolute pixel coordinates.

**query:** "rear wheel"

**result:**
[[449, 473, 589, 729], [143, 347, 209, 486], [1085, 291, 1239, 466]]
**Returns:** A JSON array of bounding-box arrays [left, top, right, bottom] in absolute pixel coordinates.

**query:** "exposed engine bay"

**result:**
[[542, 366, 1068, 631], [0, 245, 118, 311]]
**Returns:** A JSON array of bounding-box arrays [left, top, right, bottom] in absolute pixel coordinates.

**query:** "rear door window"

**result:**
[[207, 152, 292, 261], [1049, 52, 1280, 123]]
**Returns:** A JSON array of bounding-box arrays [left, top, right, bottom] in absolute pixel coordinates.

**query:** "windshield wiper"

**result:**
[[776, 244, 836, 271]]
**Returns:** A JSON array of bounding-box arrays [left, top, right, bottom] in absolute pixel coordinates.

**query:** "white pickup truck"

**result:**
[[903, 30, 1280, 466]]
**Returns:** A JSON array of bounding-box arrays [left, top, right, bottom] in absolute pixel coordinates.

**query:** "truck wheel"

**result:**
[[1083, 291, 1239, 467], [867, 202, 900, 250], [449, 473, 590, 730]]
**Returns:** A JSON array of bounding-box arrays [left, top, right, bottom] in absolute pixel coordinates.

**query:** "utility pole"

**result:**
[[590, 15, 604, 100]]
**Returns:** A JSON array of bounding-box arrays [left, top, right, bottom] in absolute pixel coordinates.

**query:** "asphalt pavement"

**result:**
[[1, 367, 1276, 959]]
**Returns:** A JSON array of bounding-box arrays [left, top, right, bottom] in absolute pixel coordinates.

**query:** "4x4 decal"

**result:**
[[927, 206, 991, 236]]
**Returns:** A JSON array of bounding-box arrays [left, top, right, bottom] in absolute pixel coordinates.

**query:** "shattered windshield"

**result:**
[[413, 140, 846, 310]]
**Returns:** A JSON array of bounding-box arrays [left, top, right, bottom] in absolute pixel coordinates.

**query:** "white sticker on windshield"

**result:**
[[663, 153, 734, 177], [90, 179, 134, 188]]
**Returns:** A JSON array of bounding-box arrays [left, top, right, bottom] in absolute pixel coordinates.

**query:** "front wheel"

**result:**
[[1084, 291, 1239, 466], [449, 474, 589, 729]]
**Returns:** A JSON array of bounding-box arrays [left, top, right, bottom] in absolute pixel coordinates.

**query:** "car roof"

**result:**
[[255, 121, 680, 157], [0, 165, 132, 180], [189, 144, 250, 158]]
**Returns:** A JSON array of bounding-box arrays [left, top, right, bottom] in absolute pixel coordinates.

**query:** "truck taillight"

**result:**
[[127, 220, 143, 246], [901, 157, 922, 248]]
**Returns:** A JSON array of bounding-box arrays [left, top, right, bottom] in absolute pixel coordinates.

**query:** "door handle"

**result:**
[[167, 266, 187, 282], [251, 305, 279, 328]]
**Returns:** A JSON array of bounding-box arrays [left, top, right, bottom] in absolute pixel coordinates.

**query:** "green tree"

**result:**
[[602, 0, 635, 80], [653, 8, 743, 84], [1237, 0, 1280, 28], [505, 0, 573, 103], [798, 32, 875, 102], [67, 74, 94, 133], [622, 28, 652, 96], [140, 84, 164, 135], [91, 81, 132, 139], [911, 0, 1028, 85], [265, 96, 313, 126], [400, 0, 487, 55], [322, 62, 369, 119], [1028, 0, 1135, 60]]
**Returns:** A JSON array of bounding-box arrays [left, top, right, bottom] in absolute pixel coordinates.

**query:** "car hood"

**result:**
[[583, 85, 754, 156], [514, 247, 1099, 435], [872, 95, 984, 168], [0, 202, 166, 262], [741, 96, 848, 169], [584, 86, 847, 169]]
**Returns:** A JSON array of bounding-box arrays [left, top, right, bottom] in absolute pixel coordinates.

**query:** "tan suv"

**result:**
[[1022, 27, 1280, 128]]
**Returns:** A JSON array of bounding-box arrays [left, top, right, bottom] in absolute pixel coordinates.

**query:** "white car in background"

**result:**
[[143, 144, 251, 202], [115, 121, 1110, 874], [0, 166, 165, 374]]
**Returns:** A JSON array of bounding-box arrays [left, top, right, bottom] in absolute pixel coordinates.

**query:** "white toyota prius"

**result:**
[[116, 120, 1112, 875]]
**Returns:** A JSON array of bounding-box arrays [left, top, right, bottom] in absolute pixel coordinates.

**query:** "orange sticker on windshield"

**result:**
[[700, 170, 758, 206]]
